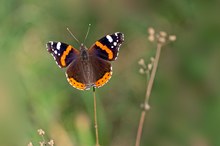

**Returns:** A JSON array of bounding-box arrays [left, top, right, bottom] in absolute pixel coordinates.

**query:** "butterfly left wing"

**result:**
[[46, 41, 79, 68], [88, 32, 124, 61], [90, 56, 112, 88]]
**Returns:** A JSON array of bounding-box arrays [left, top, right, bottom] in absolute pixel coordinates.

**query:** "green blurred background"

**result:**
[[1, 0, 220, 146]]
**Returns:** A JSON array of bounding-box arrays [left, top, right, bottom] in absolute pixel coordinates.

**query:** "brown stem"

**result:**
[[135, 43, 162, 146], [145, 43, 162, 104], [135, 111, 146, 146], [93, 87, 100, 146]]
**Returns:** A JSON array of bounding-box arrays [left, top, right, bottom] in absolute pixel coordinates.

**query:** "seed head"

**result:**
[[169, 35, 176, 41], [150, 57, 155, 62], [48, 140, 54, 146], [27, 142, 33, 146], [148, 35, 155, 42], [148, 27, 155, 35], [39, 142, 45, 146], [139, 68, 145, 74], [138, 58, 146, 67], [159, 31, 167, 37], [148, 64, 153, 71], [158, 37, 166, 44], [37, 129, 45, 136], [141, 103, 150, 111]]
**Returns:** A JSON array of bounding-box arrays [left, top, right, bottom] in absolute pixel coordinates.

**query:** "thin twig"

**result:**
[[145, 43, 162, 104], [93, 87, 100, 146], [135, 43, 162, 146], [135, 111, 146, 146]]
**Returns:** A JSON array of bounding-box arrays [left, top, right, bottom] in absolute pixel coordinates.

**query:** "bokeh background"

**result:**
[[1, 0, 220, 146]]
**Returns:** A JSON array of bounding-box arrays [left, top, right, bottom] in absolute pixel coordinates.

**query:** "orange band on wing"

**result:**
[[95, 72, 112, 87], [67, 77, 86, 90], [61, 45, 72, 67], [95, 41, 113, 60]]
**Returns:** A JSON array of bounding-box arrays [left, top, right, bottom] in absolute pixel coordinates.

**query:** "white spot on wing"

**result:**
[[113, 42, 117, 46], [51, 54, 55, 59], [116, 52, 119, 58], [49, 41, 53, 45], [65, 72, 68, 78], [106, 35, 113, 43], [57, 42, 61, 50]]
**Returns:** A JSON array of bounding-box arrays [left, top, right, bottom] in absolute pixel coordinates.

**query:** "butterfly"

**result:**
[[46, 32, 124, 90]]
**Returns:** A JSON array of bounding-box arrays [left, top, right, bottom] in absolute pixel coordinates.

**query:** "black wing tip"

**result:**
[[46, 41, 55, 52], [115, 32, 124, 43]]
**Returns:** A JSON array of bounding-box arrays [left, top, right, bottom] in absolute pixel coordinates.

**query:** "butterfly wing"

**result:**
[[89, 55, 112, 88], [46, 41, 79, 68], [65, 57, 88, 90], [88, 32, 124, 61], [65, 54, 112, 90]]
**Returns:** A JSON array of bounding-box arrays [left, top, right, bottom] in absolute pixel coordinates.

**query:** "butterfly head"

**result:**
[[79, 43, 87, 50], [79, 43, 89, 61]]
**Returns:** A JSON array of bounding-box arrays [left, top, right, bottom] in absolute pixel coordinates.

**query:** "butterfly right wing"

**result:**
[[46, 41, 79, 68], [88, 32, 124, 61]]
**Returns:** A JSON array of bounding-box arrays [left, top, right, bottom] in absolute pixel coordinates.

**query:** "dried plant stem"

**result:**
[[135, 111, 146, 146], [93, 87, 100, 146], [145, 44, 162, 104], [135, 43, 162, 146]]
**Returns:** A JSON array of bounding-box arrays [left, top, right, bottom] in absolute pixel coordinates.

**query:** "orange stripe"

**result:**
[[67, 77, 86, 90], [95, 41, 113, 60], [95, 72, 111, 87], [61, 45, 72, 67]]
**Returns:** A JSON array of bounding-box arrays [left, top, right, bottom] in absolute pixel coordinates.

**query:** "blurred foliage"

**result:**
[[0, 0, 220, 146]]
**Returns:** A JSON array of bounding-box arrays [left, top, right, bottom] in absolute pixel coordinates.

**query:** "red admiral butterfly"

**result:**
[[46, 32, 124, 90]]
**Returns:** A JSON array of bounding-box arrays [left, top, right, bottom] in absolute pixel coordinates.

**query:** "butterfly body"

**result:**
[[46, 32, 124, 90]]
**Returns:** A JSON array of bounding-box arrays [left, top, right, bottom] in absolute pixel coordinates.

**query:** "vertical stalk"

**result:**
[[93, 87, 100, 146], [135, 43, 162, 146]]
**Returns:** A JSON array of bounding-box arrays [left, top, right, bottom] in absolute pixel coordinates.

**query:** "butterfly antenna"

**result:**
[[83, 24, 91, 44], [67, 27, 80, 45]]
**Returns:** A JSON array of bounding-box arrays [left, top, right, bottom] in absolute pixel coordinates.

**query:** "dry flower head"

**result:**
[[48, 140, 54, 146], [39, 141, 45, 146], [169, 35, 176, 41], [28, 129, 55, 146], [37, 129, 45, 136], [148, 27, 155, 35], [28, 142, 33, 146], [147, 27, 176, 45], [138, 58, 154, 75]]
